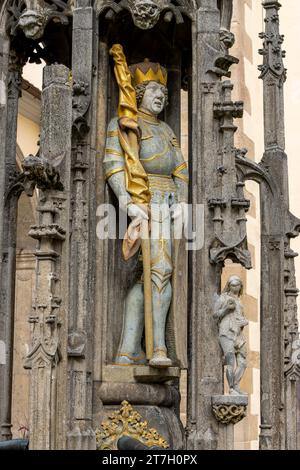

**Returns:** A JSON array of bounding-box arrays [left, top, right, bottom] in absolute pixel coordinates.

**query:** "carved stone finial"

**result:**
[[95, 401, 169, 450], [258, 0, 286, 80]]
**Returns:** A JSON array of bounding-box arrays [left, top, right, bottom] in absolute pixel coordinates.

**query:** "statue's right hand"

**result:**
[[127, 203, 149, 221]]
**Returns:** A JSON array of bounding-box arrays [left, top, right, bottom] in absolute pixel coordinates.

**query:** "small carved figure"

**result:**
[[213, 275, 248, 395]]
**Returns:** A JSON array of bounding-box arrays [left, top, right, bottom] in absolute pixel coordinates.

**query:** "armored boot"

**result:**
[[149, 281, 172, 368], [115, 283, 146, 365]]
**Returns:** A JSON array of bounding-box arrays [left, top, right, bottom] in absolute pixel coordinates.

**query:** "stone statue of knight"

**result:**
[[103, 58, 188, 368]]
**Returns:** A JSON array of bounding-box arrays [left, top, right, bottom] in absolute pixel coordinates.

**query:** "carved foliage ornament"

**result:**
[[212, 404, 247, 425], [95, 0, 193, 29], [95, 401, 169, 450]]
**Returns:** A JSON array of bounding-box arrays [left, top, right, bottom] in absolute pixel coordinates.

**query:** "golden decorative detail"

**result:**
[[110, 44, 150, 206], [173, 174, 189, 183], [171, 136, 180, 148], [148, 173, 172, 179], [130, 59, 167, 87], [138, 109, 160, 124], [140, 142, 170, 162], [212, 404, 247, 425], [105, 167, 124, 180], [107, 130, 119, 137], [173, 162, 187, 174], [117, 352, 146, 361], [105, 148, 124, 157], [95, 401, 169, 450], [172, 162, 189, 183], [110, 44, 138, 122], [149, 185, 175, 192], [141, 135, 153, 141], [148, 182, 176, 192]]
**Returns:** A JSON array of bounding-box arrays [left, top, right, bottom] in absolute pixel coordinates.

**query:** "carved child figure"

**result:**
[[213, 275, 248, 395]]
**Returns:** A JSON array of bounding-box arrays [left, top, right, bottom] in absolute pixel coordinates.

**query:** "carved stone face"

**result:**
[[140, 81, 166, 115], [131, 0, 161, 30], [18, 10, 45, 40], [229, 280, 242, 296]]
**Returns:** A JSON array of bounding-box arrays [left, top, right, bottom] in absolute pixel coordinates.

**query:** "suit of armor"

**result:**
[[103, 107, 188, 366]]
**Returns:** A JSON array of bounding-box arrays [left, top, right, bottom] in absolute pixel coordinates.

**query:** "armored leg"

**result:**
[[115, 282, 146, 364], [148, 201, 173, 368], [149, 280, 172, 367]]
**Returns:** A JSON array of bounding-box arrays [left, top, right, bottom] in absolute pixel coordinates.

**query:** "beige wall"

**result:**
[[23, 62, 43, 90], [229, 0, 300, 450], [281, 0, 300, 314], [17, 114, 40, 158]]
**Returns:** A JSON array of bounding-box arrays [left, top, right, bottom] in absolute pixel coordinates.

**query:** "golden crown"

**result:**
[[129, 59, 167, 87]]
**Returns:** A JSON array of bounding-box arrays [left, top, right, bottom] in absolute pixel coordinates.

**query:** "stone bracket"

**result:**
[[211, 395, 248, 425]]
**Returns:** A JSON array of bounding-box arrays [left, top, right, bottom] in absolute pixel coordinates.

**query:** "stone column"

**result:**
[[186, 0, 224, 450], [25, 64, 72, 450], [0, 45, 24, 441], [258, 0, 300, 450], [0, 24, 10, 440], [283, 245, 300, 449], [66, 0, 97, 450], [187, 0, 250, 450]]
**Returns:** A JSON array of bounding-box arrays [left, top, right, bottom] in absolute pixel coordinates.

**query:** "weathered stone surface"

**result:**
[[212, 395, 248, 406], [66, 3, 97, 450], [24, 64, 72, 450], [102, 364, 180, 383], [0, 0, 299, 451], [97, 381, 178, 407]]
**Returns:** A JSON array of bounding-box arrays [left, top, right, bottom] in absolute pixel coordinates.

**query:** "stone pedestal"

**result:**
[[94, 366, 184, 449], [102, 365, 180, 384]]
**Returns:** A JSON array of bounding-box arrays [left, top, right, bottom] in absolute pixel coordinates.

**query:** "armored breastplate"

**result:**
[[138, 111, 179, 176]]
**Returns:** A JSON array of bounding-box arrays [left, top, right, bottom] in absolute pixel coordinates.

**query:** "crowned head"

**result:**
[[129, 59, 168, 115]]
